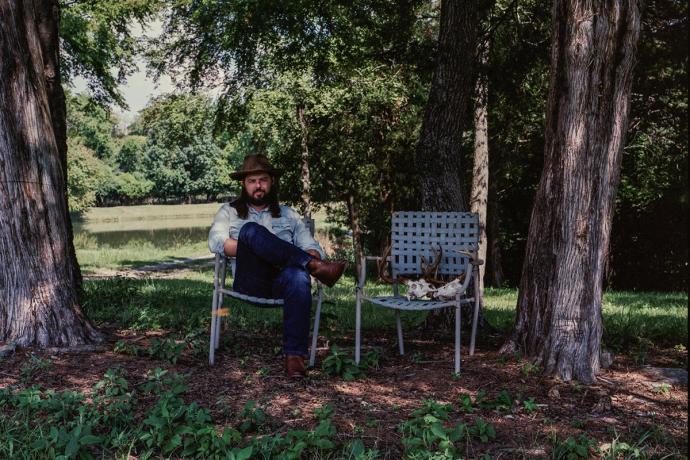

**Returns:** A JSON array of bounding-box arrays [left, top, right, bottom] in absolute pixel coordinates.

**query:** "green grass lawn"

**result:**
[[82, 267, 689, 356], [76, 236, 210, 271]]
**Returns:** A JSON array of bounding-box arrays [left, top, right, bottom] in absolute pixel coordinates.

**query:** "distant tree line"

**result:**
[[66, 92, 235, 210]]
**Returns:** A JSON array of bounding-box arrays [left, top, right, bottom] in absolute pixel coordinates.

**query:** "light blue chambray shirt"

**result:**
[[208, 203, 325, 259]]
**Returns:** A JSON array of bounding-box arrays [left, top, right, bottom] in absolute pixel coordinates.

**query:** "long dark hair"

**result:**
[[231, 177, 281, 219]]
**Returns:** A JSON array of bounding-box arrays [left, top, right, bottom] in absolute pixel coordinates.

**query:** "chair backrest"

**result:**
[[390, 211, 479, 277]]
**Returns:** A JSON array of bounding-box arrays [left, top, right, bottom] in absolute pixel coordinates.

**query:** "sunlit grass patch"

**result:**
[[77, 239, 209, 271]]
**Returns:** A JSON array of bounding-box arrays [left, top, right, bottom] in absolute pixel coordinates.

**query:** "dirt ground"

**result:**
[[1, 327, 687, 459]]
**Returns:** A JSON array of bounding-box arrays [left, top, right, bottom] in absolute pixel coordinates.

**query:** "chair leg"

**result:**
[[396, 310, 405, 355], [355, 290, 362, 364], [209, 288, 218, 365], [455, 304, 461, 374], [214, 291, 223, 350], [215, 257, 228, 351], [469, 273, 480, 356], [309, 286, 323, 368]]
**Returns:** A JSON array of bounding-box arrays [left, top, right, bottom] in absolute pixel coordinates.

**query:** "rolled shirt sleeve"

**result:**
[[208, 203, 238, 255], [285, 207, 325, 259]]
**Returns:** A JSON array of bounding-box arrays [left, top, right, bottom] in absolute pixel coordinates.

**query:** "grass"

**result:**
[[81, 268, 689, 356], [75, 235, 209, 271]]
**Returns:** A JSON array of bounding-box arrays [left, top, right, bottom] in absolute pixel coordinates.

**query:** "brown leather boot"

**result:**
[[307, 259, 347, 287], [285, 355, 307, 378]]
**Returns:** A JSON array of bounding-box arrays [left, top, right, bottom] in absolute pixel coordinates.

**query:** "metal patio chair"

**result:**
[[355, 211, 483, 374], [209, 218, 323, 366]]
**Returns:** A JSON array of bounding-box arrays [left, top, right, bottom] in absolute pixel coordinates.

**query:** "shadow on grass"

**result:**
[[82, 276, 688, 356]]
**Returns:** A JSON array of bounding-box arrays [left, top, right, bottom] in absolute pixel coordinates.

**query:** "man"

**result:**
[[208, 154, 346, 377]]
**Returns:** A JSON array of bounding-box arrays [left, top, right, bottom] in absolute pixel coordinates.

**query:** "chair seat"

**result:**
[[222, 289, 284, 306], [364, 295, 474, 311]]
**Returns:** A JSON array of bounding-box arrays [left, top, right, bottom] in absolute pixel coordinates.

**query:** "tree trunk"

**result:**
[[35, 0, 83, 296], [487, 199, 504, 288], [347, 192, 364, 279], [501, 0, 642, 383], [414, 0, 491, 211], [0, 0, 100, 347], [297, 104, 312, 219], [469, 41, 489, 311]]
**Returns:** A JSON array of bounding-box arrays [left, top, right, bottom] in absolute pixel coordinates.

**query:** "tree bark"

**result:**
[[501, 0, 642, 383], [347, 192, 364, 279], [35, 0, 83, 295], [469, 41, 489, 310], [0, 0, 100, 347], [487, 199, 504, 288], [297, 104, 312, 219], [414, 0, 491, 211]]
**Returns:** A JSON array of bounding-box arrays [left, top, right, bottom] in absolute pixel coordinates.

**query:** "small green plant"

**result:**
[[322, 346, 379, 380], [345, 439, 380, 459], [238, 400, 269, 433], [257, 367, 270, 377], [492, 390, 514, 412], [182, 329, 210, 358], [458, 393, 475, 413], [314, 403, 335, 420], [652, 383, 671, 395], [468, 417, 496, 443], [522, 397, 538, 414], [521, 362, 540, 378], [569, 419, 586, 429], [552, 434, 596, 459], [399, 400, 464, 460], [113, 339, 143, 356], [148, 337, 185, 364], [601, 429, 651, 460], [19, 354, 53, 384]]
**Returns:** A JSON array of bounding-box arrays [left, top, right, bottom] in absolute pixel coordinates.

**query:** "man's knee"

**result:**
[[238, 221, 263, 244]]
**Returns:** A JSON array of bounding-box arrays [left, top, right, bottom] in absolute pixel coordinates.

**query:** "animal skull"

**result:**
[[404, 278, 435, 300], [432, 278, 464, 300]]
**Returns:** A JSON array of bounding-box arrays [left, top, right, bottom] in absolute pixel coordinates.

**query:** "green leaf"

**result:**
[[79, 434, 102, 445]]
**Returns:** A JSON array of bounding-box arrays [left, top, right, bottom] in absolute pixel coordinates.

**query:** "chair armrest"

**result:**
[[357, 255, 371, 289], [450, 249, 484, 266]]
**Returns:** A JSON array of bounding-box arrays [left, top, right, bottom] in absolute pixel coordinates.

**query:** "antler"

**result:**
[[420, 244, 446, 287]]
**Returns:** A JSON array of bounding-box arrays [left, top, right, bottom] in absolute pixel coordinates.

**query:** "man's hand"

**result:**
[[306, 249, 321, 260], [223, 238, 238, 257]]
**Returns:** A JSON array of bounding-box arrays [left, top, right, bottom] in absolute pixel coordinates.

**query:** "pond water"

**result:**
[[72, 215, 214, 249]]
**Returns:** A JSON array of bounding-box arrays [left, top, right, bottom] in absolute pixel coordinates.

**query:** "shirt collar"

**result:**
[[248, 205, 270, 215]]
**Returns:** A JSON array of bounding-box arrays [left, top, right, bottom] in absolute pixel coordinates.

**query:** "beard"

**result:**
[[248, 191, 268, 206]]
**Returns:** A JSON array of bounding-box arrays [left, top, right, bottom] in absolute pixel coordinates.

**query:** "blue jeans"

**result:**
[[233, 222, 314, 356]]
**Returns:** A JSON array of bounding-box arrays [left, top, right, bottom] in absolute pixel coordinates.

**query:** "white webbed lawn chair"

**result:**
[[355, 212, 483, 374], [209, 218, 323, 367]]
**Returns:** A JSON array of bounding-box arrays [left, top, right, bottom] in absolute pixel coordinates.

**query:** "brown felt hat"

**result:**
[[230, 154, 282, 180]]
